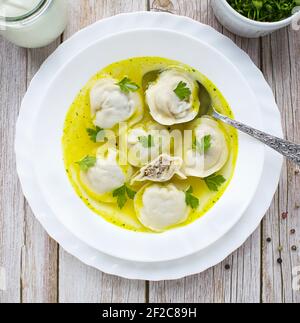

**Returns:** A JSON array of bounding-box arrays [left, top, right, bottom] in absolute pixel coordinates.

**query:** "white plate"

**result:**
[[15, 12, 282, 280], [29, 28, 264, 263]]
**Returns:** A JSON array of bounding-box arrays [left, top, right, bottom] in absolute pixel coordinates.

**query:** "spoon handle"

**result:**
[[212, 110, 300, 167]]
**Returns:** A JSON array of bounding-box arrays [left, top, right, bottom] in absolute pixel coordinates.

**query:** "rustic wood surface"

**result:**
[[0, 0, 299, 303]]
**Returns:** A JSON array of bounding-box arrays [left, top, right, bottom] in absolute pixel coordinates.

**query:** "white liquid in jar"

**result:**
[[0, 0, 68, 48], [0, 0, 42, 17]]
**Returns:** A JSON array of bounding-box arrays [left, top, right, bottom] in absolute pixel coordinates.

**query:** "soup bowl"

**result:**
[[30, 28, 264, 262]]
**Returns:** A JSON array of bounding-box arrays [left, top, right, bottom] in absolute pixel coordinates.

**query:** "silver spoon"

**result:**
[[197, 82, 300, 167]]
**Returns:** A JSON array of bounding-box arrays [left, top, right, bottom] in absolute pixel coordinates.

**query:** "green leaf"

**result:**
[[193, 135, 212, 153], [126, 186, 136, 200], [113, 185, 127, 209], [174, 81, 191, 101], [186, 186, 193, 194], [117, 194, 127, 209], [113, 184, 137, 209], [117, 77, 140, 94], [76, 156, 96, 172], [113, 185, 126, 197], [86, 126, 105, 142], [204, 174, 226, 192], [138, 135, 155, 148], [185, 186, 199, 210]]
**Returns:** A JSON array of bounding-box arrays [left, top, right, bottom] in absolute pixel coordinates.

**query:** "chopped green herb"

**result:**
[[185, 186, 199, 210], [76, 156, 96, 172], [193, 135, 212, 153], [204, 174, 226, 192], [86, 126, 105, 142], [174, 81, 191, 101], [138, 135, 155, 148], [125, 186, 136, 200], [227, 0, 299, 22], [117, 77, 140, 94], [113, 184, 136, 209], [116, 193, 127, 209]]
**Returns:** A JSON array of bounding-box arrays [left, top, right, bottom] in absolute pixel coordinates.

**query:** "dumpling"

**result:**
[[145, 69, 199, 126], [80, 147, 132, 203], [127, 122, 170, 167], [183, 117, 228, 178], [131, 154, 186, 184], [90, 77, 143, 129], [134, 184, 190, 232]]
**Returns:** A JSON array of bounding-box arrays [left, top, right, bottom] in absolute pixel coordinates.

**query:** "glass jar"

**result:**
[[0, 0, 68, 48]]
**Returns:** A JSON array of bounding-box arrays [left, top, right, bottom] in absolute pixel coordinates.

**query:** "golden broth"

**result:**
[[62, 57, 238, 232]]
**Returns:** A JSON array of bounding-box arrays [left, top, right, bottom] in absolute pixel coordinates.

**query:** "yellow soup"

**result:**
[[62, 57, 238, 233]]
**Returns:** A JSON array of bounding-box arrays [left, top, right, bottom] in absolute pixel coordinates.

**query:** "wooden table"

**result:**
[[0, 0, 299, 303]]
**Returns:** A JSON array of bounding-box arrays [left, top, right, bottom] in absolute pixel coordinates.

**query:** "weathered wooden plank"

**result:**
[[261, 27, 300, 303], [218, 29, 262, 304], [0, 40, 27, 303], [20, 42, 61, 303], [58, 0, 147, 303], [149, 0, 261, 303], [63, 0, 148, 39], [99, 274, 146, 303]]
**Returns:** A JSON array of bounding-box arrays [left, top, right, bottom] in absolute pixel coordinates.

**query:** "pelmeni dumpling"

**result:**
[[183, 117, 228, 178], [90, 77, 143, 129], [145, 69, 199, 126], [127, 122, 170, 167], [80, 147, 132, 203], [134, 184, 190, 232], [131, 154, 186, 184]]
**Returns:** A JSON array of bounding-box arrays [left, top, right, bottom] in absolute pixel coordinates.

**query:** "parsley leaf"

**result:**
[[76, 156, 96, 172], [193, 135, 212, 153], [204, 174, 226, 192], [138, 135, 155, 148], [116, 193, 127, 209], [113, 185, 127, 209], [117, 77, 140, 94], [113, 185, 126, 197], [174, 81, 191, 101], [113, 184, 136, 209], [86, 126, 105, 142], [126, 186, 136, 200], [185, 186, 199, 210]]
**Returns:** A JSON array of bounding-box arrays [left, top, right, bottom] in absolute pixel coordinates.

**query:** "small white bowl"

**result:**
[[211, 0, 297, 38]]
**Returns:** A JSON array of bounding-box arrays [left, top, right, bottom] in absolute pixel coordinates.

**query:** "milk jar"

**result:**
[[0, 0, 68, 48]]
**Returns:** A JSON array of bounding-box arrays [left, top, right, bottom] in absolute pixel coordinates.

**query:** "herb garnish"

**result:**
[[117, 77, 140, 94], [185, 186, 200, 210], [76, 156, 96, 171], [193, 135, 212, 153], [204, 174, 226, 192], [138, 135, 155, 148], [113, 184, 137, 209], [227, 0, 299, 22], [86, 126, 105, 142], [174, 81, 191, 101]]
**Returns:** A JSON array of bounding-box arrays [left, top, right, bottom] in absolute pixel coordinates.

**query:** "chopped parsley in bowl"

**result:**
[[227, 0, 300, 22]]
